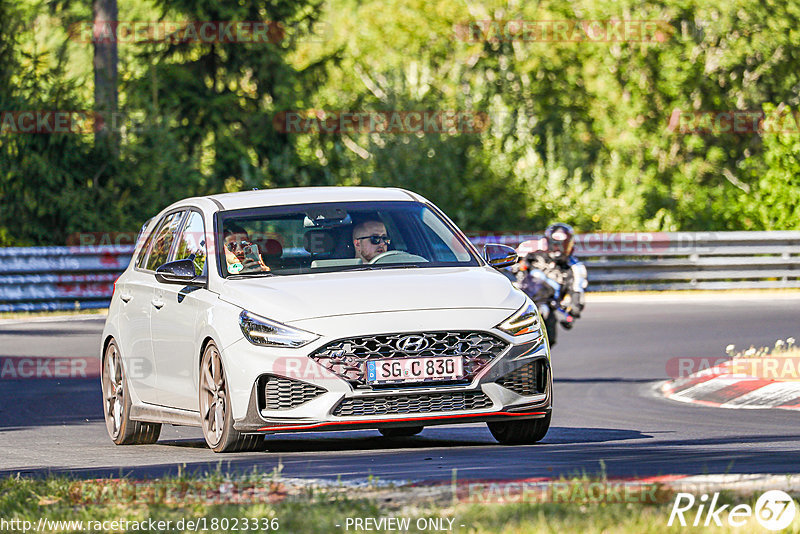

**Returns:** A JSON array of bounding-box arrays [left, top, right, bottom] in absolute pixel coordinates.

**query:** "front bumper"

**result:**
[[232, 335, 552, 434]]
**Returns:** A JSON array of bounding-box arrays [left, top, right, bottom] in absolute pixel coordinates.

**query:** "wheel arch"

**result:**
[[101, 334, 116, 363], [199, 336, 217, 370]]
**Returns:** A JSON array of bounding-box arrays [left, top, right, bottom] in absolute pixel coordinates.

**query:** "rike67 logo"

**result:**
[[669, 490, 796, 531]]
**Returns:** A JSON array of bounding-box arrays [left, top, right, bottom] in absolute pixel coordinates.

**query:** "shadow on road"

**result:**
[[5, 430, 800, 482], [555, 378, 665, 384], [156, 425, 651, 452], [0, 378, 102, 429], [0, 328, 101, 337]]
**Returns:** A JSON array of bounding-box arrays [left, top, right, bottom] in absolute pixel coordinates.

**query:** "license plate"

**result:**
[[366, 356, 463, 385]]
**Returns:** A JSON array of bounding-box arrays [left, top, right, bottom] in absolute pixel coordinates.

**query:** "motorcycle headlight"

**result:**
[[239, 310, 319, 348], [497, 298, 542, 337]]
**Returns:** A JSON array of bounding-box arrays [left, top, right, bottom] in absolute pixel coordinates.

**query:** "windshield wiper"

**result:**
[[348, 263, 422, 271]]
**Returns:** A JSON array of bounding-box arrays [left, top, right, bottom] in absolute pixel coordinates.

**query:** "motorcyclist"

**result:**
[[511, 223, 588, 347]]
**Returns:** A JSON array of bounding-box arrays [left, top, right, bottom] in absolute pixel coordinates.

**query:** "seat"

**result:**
[[303, 229, 337, 258], [304, 226, 358, 268], [261, 238, 283, 258], [252, 238, 283, 270], [328, 225, 356, 258]]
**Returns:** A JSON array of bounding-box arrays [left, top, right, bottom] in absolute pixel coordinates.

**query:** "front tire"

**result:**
[[199, 342, 265, 453], [487, 412, 551, 445], [543, 311, 557, 347], [102, 340, 161, 445]]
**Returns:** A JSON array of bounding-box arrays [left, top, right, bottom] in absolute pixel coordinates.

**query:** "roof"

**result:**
[[206, 186, 421, 211]]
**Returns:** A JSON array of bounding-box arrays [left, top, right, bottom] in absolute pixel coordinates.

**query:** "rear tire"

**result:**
[[102, 340, 161, 445], [200, 342, 266, 453], [378, 426, 423, 438], [487, 412, 551, 445]]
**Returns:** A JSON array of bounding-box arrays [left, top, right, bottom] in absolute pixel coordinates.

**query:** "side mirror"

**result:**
[[155, 259, 201, 285], [484, 243, 517, 269]]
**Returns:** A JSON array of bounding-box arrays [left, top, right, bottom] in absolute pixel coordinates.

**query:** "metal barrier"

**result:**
[[1, 232, 799, 311], [0, 246, 133, 312], [472, 231, 800, 291]]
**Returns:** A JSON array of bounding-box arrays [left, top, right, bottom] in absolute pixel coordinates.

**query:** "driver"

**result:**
[[353, 220, 391, 263]]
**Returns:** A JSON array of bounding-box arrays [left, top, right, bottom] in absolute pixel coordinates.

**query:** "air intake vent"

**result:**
[[261, 375, 327, 410], [333, 391, 493, 417], [497, 360, 548, 396]]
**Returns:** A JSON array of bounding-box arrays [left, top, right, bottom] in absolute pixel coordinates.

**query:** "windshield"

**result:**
[[216, 201, 480, 277]]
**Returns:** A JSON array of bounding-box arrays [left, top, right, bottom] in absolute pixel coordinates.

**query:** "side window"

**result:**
[[174, 212, 207, 276], [134, 219, 156, 268], [144, 211, 184, 271]]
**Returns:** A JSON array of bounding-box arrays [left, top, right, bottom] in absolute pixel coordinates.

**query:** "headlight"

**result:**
[[239, 310, 319, 348], [497, 298, 542, 337]]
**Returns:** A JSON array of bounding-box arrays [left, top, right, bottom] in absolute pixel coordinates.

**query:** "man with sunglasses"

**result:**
[[223, 223, 269, 273], [352, 220, 391, 263]]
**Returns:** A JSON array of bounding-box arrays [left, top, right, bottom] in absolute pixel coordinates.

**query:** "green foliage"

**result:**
[[737, 105, 800, 230]]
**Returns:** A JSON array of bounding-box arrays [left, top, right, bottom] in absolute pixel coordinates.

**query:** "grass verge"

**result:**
[[0, 473, 792, 533]]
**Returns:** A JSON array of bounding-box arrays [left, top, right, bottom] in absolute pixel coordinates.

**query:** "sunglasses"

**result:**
[[226, 240, 251, 252], [356, 234, 391, 246]]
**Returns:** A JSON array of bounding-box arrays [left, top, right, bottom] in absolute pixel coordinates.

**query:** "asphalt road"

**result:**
[[1, 294, 799, 482]]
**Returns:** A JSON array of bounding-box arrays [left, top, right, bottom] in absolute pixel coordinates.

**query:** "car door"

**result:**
[[150, 210, 209, 411], [118, 211, 184, 405]]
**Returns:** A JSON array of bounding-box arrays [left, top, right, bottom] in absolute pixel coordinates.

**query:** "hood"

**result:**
[[218, 266, 524, 323]]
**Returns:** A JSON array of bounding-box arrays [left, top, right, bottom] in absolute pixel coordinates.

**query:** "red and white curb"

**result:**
[[661, 361, 800, 410]]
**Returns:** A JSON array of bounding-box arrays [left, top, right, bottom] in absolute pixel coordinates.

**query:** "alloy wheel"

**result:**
[[103, 342, 124, 439], [200, 345, 227, 447]]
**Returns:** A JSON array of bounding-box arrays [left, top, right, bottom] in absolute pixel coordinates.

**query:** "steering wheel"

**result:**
[[368, 250, 405, 264]]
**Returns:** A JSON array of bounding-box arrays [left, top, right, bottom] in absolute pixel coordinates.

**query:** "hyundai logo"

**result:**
[[397, 335, 429, 353]]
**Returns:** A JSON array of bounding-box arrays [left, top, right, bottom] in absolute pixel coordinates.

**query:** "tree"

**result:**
[[93, 0, 118, 145]]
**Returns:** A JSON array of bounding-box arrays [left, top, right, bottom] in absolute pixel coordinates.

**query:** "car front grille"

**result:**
[[310, 331, 508, 387], [332, 391, 493, 417], [496, 360, 548, 396], [261, 375, 327, 410]]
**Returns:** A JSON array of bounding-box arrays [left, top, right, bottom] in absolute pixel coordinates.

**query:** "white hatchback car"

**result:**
[[101, 187, 552, 452]]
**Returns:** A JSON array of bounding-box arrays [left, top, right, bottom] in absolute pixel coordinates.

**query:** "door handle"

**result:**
[[151, 298, 165, 309], [119, 293, 133, 303]]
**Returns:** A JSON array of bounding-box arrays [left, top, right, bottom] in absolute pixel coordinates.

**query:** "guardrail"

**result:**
[[0, 246, 133, 312], [472, 231, 800, 291], [1, 232, 799, 311]]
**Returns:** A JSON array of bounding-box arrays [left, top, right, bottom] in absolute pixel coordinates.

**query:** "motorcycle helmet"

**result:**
[[544, 223, 574, 261]]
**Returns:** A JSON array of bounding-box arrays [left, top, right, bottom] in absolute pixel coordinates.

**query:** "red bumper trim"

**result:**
[[256, 410, 547, 432]]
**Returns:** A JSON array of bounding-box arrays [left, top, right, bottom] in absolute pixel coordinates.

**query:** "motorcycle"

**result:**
[[513, 264, 581, 347]]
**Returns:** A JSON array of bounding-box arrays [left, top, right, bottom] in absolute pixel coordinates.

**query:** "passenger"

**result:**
[[352, 220, 391, 263], [223, 223, 269, 273]]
